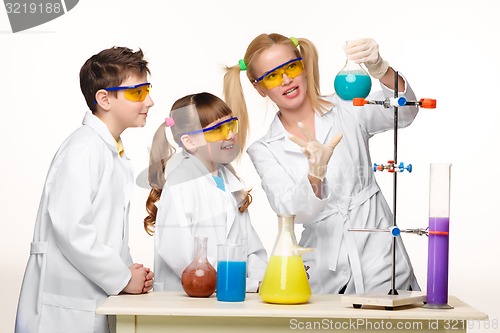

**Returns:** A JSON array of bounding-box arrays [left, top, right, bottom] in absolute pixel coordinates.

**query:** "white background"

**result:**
[[1, 1, 499, 332]]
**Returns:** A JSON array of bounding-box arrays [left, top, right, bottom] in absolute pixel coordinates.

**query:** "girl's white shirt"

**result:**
[[153, 150, 267, 293]]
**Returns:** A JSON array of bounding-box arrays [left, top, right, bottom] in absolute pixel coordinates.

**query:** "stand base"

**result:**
[[423, 303, 454, 309], [341, 291, 426, 310]]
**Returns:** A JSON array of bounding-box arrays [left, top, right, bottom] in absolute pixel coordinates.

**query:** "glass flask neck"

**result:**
[[277, 215, 296, 234], [194, 236, 208, 262], [273, 215, 313, 256], [342, 58, 368, 74]]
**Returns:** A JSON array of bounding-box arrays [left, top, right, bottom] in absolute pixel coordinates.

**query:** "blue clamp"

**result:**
[[396, 96, 407, 107], [398, 162, 412, 173], [390, 226, 401, 237]]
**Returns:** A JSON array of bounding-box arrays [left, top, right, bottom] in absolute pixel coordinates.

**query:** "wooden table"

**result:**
[[96, 292, 488, 333]]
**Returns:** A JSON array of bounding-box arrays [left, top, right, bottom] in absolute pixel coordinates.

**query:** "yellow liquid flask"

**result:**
[[259, 215, 313, 304]]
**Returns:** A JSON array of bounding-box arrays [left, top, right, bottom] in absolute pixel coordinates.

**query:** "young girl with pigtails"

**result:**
[[143, 92, 267, 292], [224, 33, 420, 295]]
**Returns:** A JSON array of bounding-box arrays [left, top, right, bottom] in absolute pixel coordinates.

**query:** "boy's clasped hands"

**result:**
[[123, 264, 155, 294]]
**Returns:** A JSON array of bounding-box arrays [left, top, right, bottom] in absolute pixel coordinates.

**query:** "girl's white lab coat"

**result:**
[[15, 112, 134, 333], [154, 151, 268, 292], [248, 79, 420, 294]]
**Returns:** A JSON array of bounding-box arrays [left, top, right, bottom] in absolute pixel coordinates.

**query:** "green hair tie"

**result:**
[[290, 36, 299, 47], [238, 59, 247, 71]]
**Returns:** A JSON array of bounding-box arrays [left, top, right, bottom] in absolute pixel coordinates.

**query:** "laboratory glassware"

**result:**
[[425, 163, 453, 309], [259, 215, 312, 304], [216, 243, 247, 302], [181, 236, 217, 297], [334, 58, 372, 101]]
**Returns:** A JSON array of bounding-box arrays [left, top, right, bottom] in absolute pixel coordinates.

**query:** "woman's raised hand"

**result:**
[[289, 122, 343, 181]]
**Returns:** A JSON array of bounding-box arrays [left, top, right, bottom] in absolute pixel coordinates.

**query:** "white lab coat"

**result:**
[[15, 112, 134, 333], [248, 79, 421, 294], [154, 151, 268, 293]]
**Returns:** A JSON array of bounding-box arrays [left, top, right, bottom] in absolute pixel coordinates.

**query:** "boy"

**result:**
[[15, 46, 155, 333]]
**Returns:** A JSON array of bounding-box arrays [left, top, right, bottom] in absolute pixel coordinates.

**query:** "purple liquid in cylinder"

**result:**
[[427, 217, 450, 305]]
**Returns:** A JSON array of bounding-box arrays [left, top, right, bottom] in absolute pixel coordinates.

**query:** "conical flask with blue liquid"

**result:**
[[334, 58, 372, 100]]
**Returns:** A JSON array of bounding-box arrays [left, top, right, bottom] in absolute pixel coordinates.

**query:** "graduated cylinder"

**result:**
[[426, 163, 453, 309]]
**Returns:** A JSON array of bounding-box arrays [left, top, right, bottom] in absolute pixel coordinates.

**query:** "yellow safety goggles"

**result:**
[[105, 82, 151, 102], [254, 57, 304, 90], [185, 117, 239, 142]]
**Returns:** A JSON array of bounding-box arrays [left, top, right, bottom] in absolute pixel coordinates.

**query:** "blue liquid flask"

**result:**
[[334, 59, 372, 100]]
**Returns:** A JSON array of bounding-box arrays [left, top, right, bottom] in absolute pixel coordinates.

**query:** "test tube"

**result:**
[[425, 163, 453, 309]]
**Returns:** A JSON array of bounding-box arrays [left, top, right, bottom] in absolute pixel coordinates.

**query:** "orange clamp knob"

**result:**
[[353, 98, 367, 106], [420, 98, 436, 109]]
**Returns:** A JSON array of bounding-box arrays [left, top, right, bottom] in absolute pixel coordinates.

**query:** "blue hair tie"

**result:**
[[238, 59, 247, 71]]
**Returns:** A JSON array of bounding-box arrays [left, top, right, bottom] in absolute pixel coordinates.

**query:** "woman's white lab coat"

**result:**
[[248, 79, 421, 294], [154, 151, 268, 293], [15, 112, 134, 333]]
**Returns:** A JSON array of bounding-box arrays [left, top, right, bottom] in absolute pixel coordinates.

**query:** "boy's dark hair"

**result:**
[[80, 46, 150, 112]]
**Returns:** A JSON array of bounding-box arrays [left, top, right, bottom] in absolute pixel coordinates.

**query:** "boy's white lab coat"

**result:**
[[154, 151, 268, 293], [248, 79, 421, 295], [15, 112, 133, 333]]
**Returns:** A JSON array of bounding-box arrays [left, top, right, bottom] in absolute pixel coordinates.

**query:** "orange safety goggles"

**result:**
[[254, 57, 304, 89], [104, 82, 151, 102], [185, 117, 239, 142]]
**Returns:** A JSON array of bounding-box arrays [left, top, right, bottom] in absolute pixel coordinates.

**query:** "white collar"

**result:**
[[82, 111, 125, 157]]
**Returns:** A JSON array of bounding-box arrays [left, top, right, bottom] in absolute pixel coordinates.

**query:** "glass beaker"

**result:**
[[334, 58, 372, 101], [181, 236, 217, 297], [259, 215, 313, 304], [216, 244, 247, 302]]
